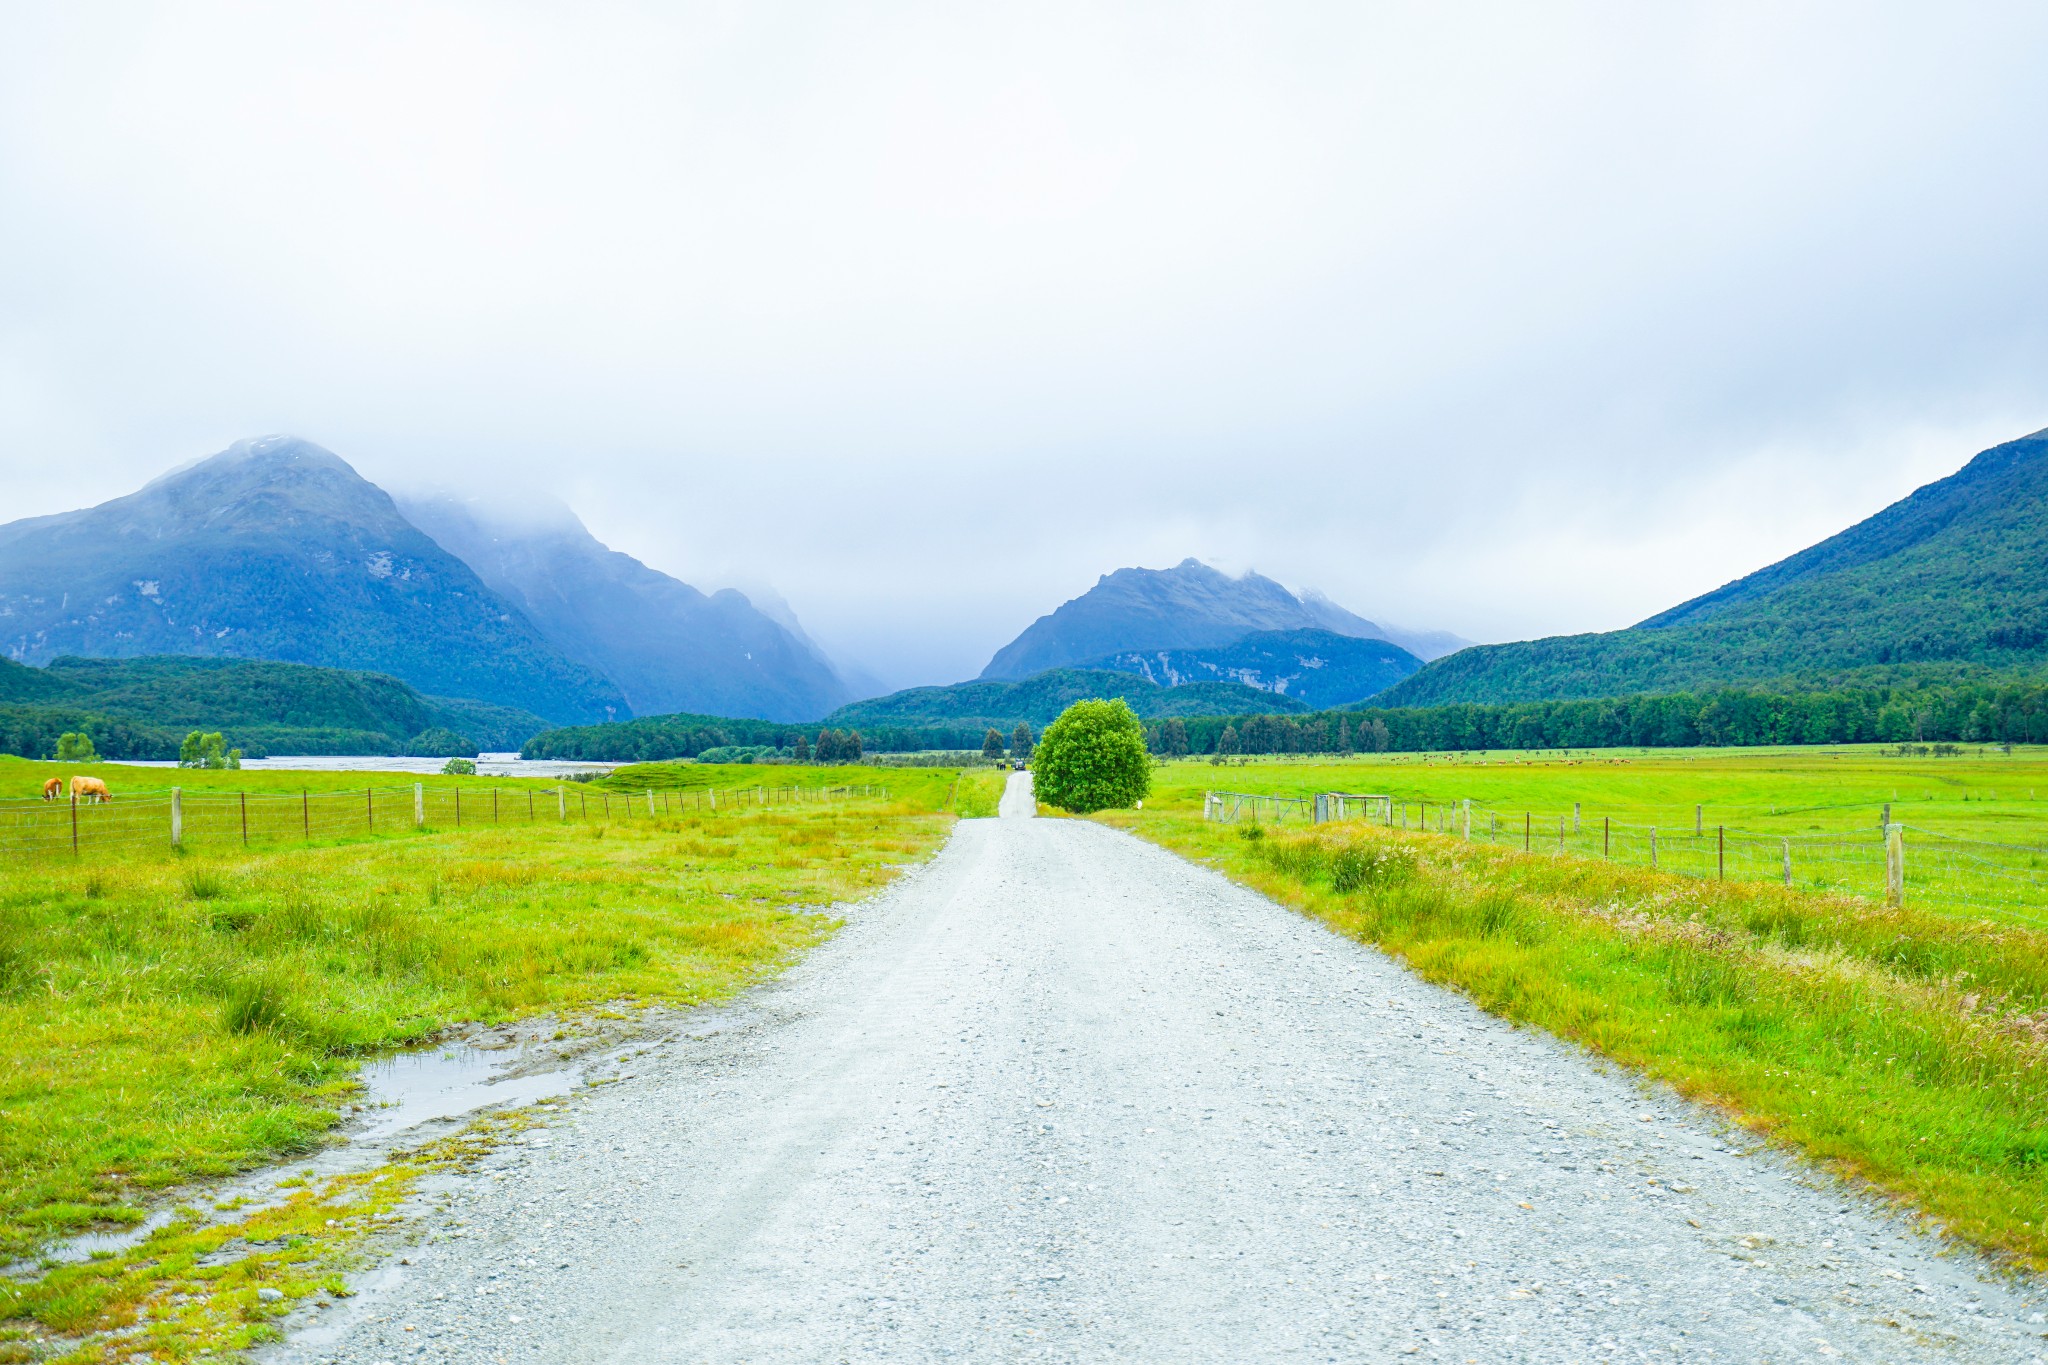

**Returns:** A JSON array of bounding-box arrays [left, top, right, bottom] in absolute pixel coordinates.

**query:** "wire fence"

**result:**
[[0, 781, 884, 862], [1203, 789, 2048, 928]]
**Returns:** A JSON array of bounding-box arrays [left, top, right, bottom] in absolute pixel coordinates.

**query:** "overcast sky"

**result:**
[[3, 3, 2046, 690]]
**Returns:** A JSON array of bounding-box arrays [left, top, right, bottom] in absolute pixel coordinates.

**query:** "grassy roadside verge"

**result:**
[[0, 784, 954, 1265], [1100, 804, 2048, 1272]]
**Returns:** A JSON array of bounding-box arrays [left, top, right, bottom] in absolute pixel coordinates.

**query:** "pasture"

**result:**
[[1161, 744, 2048, 926]]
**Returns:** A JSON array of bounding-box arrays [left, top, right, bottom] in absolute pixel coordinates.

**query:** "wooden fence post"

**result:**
[[1603, 815, 1610, 858], [1885, 823, 1905, 908], [1695, 804, 1703, 837], [240, 791, 248, 847], [1573, 802, 1581, 834], [1782, 838, 1792, 887], [70, 792, 79, 855], [648, 788, 656, 816], [1717, 825, 1725, 879], [366, 787, 373, 832], [171, 787, 182, 849], [302, 790, 310, 840], [1461, 798, 1471, 840], [1523, 812, 1530, 852], [557, 786, 566, 822], [415, 783, 424, 827], [1650, 827, 1658, 868]]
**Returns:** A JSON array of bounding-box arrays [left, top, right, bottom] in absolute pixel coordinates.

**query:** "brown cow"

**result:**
[[42, 777, 62, 800], [69, 776, 111, 803]]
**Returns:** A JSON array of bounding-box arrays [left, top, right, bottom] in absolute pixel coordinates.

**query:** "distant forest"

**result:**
[[1150, 680, 2048, 756], [522, 714, 990, 762]]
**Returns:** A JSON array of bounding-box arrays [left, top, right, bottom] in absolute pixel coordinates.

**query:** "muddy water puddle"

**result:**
[[17, 1037, 585, 1271], [355, 1042, 577, 1140]]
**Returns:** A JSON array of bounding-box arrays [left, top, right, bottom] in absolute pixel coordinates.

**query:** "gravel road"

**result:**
[[278, 774, 2047, 1363]]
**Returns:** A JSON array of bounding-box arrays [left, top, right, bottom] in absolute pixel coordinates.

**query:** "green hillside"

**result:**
[[1380, 427, 2048, 706], [0, 656, 547, 760]]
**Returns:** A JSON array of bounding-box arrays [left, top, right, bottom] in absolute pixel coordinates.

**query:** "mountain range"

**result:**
[[1381, 426, 2048, 707], [0, 436, 846, 724], [824, 667, 1310, 734], [979, 558, 1462, 680]]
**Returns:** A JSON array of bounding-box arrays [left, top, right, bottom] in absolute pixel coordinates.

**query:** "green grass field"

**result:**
[[1160, 744, 2048, 838], [1159, 745, 2048, 926], [1105, 744, 2048, 1272]]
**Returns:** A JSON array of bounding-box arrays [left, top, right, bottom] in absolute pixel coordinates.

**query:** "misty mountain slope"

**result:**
[[1081, 628, 1422, 709], [981, 558, 1437, 679], [1298, 591, 1467, 662], [826, 667, 1311, 732], [1379, 427, 2048, 707], [397, 494, 849, 723], [0, 437, 623, 723]]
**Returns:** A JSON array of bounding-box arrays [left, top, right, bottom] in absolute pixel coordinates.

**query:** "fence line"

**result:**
[[1202, 788, 2048, 927], [0, 782, 883, 862]]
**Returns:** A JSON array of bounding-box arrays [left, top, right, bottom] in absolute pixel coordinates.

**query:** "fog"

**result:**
[[3, 3, 2045, 689]]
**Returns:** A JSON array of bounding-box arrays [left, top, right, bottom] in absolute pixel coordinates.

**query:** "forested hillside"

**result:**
[[0, 656, 545, 760], [1381, 427, 2048, 706]]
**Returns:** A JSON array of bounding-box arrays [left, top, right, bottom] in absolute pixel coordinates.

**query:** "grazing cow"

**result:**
[[42, 777, 62, 800], [70, 776, 111, 803]]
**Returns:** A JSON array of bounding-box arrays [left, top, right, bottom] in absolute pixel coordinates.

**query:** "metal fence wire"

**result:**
[[1203, 790, 2048, 928], [0, 782, 880, 862]]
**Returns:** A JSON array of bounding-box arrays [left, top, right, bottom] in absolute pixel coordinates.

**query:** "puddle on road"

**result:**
[[18, 1042, 582, 1271], [355, 1044, 577, 1141]]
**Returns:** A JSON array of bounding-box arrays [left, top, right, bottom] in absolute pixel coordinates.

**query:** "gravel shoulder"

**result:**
[[274, 775, 2048, 1363]]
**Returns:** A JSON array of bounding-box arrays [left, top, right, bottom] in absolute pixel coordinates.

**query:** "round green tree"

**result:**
[[1032, 698, 1151, 813]]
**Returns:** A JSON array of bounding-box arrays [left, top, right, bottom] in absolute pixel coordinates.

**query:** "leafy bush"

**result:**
[[1032, 699, 1151, 813], [440, 757, 477, 775], [178, 731, 241, 770]]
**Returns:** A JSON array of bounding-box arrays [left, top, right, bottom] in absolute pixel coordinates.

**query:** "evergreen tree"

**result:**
[[1161, 718, 1190, 756], [1011, 722, 1034, 761], [1218, 725, 1240, 755], [846, 729, 863, 760], [982, 728, 1006, 761], [814, 729, 840, 763], [793, 732, 811, 761]]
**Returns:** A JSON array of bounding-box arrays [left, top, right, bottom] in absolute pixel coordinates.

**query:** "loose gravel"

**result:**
[[272, 776, 2048, 1363]]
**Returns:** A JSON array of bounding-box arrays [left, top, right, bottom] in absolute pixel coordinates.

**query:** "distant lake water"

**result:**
[[118, 753, 619, 778]]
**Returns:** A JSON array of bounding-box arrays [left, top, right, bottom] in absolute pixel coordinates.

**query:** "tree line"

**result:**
[[1148, 679, 2048, 755]]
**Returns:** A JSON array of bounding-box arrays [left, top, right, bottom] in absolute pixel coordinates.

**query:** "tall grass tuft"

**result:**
[[220, 974, 291, 1036], [184, 869, 225, 901]]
